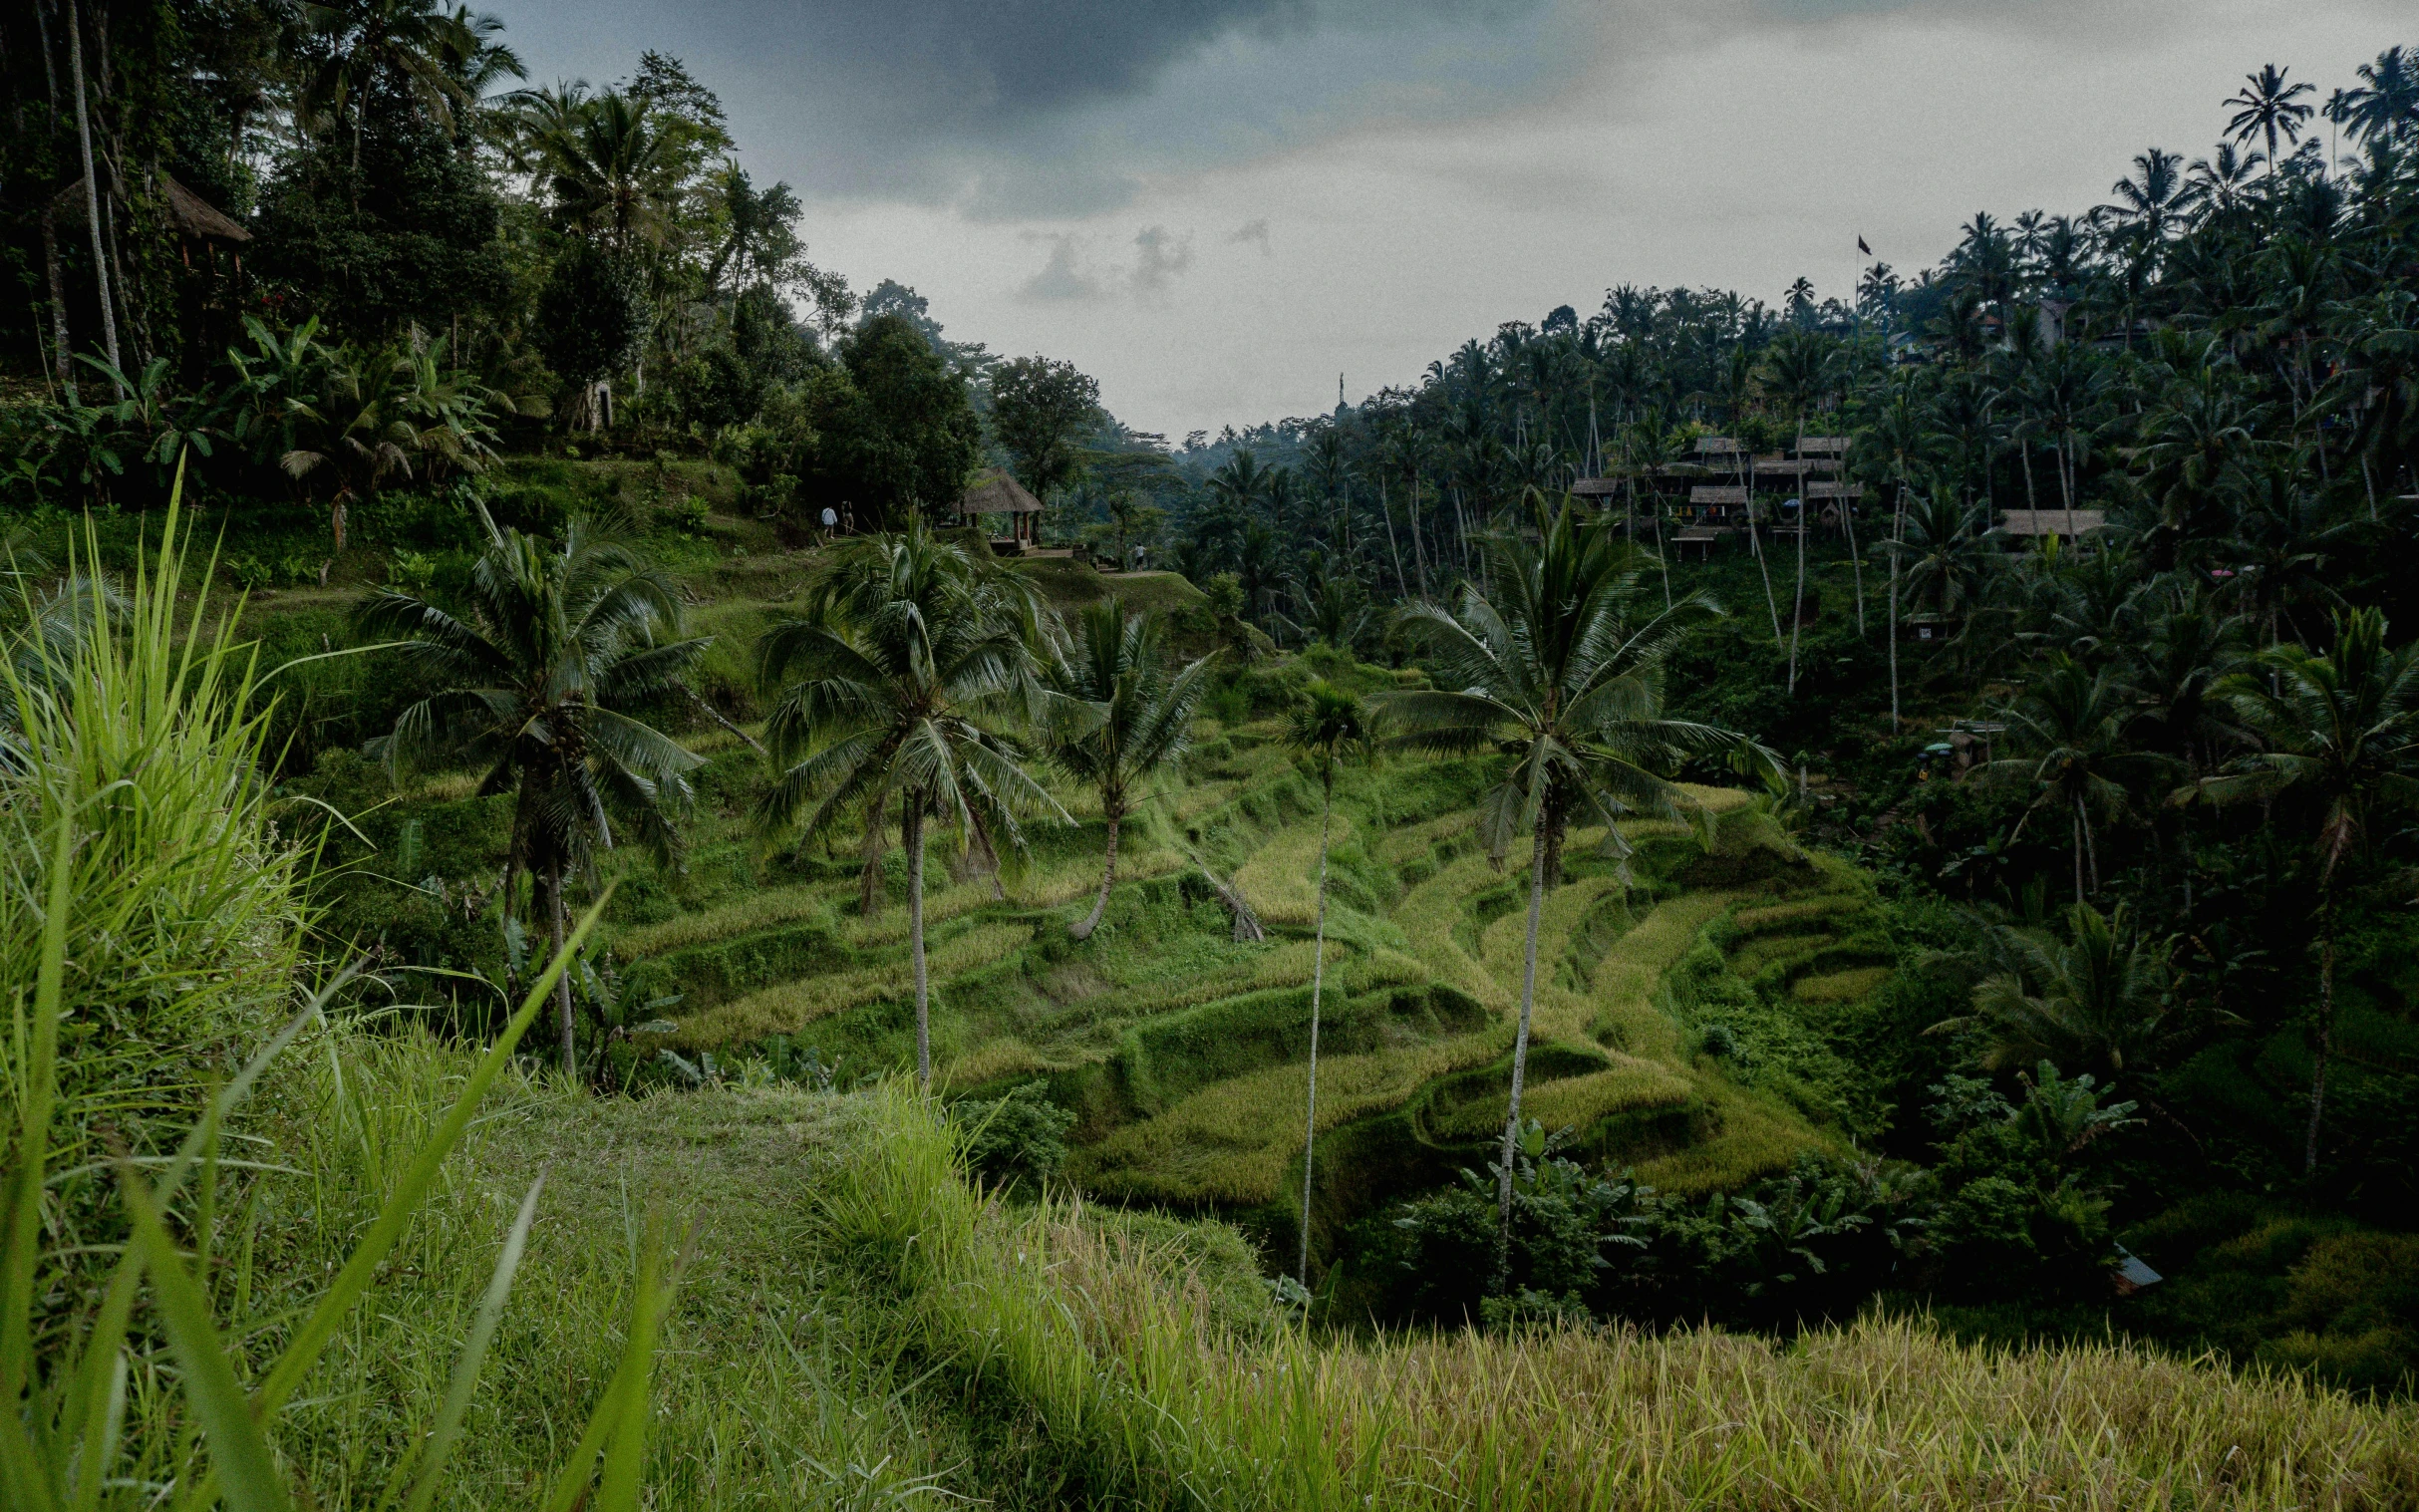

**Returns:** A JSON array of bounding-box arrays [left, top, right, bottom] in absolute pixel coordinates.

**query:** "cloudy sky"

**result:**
[[490, 0, 2405, 438]]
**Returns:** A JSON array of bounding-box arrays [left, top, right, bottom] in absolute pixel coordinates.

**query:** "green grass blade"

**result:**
[[250, 889, 612, 1420], [592, 1230, 681, 1512], [65, 1254, 142, 1512], [119, 1163, 293, 1512], [0, 815, 76, 1403], [389, 1173, 547, 1512], [542, 1224, 681, 1512]]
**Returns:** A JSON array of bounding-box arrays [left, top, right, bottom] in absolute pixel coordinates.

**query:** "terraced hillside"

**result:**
[[575, 663, 1896, 1272], [297, 537, 1901, 1276]]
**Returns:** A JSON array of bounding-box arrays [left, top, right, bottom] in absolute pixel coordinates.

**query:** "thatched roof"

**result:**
[[1689, 485, 1749, 504], [157, 172, 251, 243], [959, 468, 1042, 514], [1999, 509, 2106, 536], [1570, 477, 1621, 496]]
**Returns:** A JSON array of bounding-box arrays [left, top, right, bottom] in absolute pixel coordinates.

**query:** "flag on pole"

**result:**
[[1857, 234, 1872, 256]]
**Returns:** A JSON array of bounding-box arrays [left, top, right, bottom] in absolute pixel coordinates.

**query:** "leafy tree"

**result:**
[[754, 520, 1064, 1088], [796, 314, 985, 528], [1978, 653, 2171, 907], [1049, 598, 1209, 942], [2200, 607, 2419, 1172], [1931, 903, 2178, 1076], [1383, 500, 1773, 1277], [359, 512, 708, 1075], [1285, 680, 1370, 1285], [991, 356, 1100, 504]]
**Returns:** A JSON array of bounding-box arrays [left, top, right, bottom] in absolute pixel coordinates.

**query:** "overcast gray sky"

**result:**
[[490, 0, 2406, 438]]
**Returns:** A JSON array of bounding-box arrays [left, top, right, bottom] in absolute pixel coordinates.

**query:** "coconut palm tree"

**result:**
[[1857, 368, 1940, 725], [1285, 680, 1371, 1288], [282, 348, 419, 552], [1977, 653, 2172, 908], [2199, 607, 2419, 1173], [300, 0, 478, 178], [523, 89, 686, 252], [1760, 330, 1837, 692], [2325, 46, 2419, 147], [360, 511, 708, 1075], [1051, 597, 1210, 942], [1381, 500, 1775, 1276], [755, 520, 1066, 1089], [2225, 65, 2316, 179], [1931, 903, 2178, 1077]]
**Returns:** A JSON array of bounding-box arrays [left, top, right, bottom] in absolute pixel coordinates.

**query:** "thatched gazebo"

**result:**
[[959, 468, 1043, 551]]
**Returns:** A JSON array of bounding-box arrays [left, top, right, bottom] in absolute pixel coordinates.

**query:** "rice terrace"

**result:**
[[6, 1, 2419, 1507]]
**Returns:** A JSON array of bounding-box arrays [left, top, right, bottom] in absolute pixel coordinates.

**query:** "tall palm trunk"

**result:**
[[1071, 798, 1121, 941], [1495, 830, 1548, 1285], [1843, 492, 1867, 636], [548, 861, 575, 1079], [1297, 790, 1335, 1288], [2071, 801, 2086, 909], [1887, 482, 1905, 727], [907, 797, 931, 1090], [1376, 473, 1408, 599], [67, 0, 121, 383], [1787, 422, 1808, 694], [39, 202, 76, 403], [2306, 922, 2334, 1176]]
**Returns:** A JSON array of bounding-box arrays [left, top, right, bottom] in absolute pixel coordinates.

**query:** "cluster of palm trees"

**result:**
[[360, 498, 1778, 1273], [1163, 49, 2415, 668]]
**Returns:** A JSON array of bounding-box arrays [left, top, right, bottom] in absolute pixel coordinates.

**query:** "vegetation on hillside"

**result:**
[[6, 4, 2419, 1501]]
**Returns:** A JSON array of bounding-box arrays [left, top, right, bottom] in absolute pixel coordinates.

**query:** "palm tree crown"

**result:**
[[755, 518, 1067, 1087], [360, 510, 707, 1072], [1050, 597, 1209, 941], [1382, 500, 1774, 1271]]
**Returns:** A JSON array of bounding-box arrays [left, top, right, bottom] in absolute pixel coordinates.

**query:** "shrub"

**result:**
[[953, 1081, 1078, 1193]]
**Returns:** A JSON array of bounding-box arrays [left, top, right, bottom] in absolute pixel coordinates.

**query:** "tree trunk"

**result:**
[[1787, 503, 1808, 694], [908, 798, 931, 1091], [2305, 929, 2333, 1176], [2072, 802, 2085, 910], [1376, 472, 1408, 600], [39, 200, 76, 403], [67, 0, 121, 384], [548, 862, 575, 1080], [1888, 482, 1905, 727], [1408, 474, 1431, 599], [1495, 830, 1548, 1288], [1652, 496, 1671, 611], [1071, 799, 1120, 941], [1298, 790, 1335, 1288], [1843, 490, 1867, 636]]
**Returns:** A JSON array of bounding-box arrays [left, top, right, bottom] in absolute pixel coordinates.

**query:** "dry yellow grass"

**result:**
[[671, 921, 1035, 1048], [1232, 811, 1359, 927], [841, 1087, 2419, 1512]]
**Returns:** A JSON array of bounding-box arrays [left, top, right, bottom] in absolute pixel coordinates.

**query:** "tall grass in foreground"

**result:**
[[0, 488, 677, 1510], [1, 491, 301, 1162], [830, 1082, 2419, 1510]]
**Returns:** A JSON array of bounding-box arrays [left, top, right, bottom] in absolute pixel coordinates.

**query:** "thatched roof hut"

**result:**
[[959, 468, 1043, 547], [157, 172, 250, 244]]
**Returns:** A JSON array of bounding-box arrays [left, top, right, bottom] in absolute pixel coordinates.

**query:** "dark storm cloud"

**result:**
[[495, 0, 1579, 211]]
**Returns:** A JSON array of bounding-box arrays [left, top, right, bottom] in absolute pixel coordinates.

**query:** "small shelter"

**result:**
[[157, 171, 251, 256], [1998, 508, 2106, 543], [1570, 477, 1622, 498], [959, 468, 1044, 551]]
